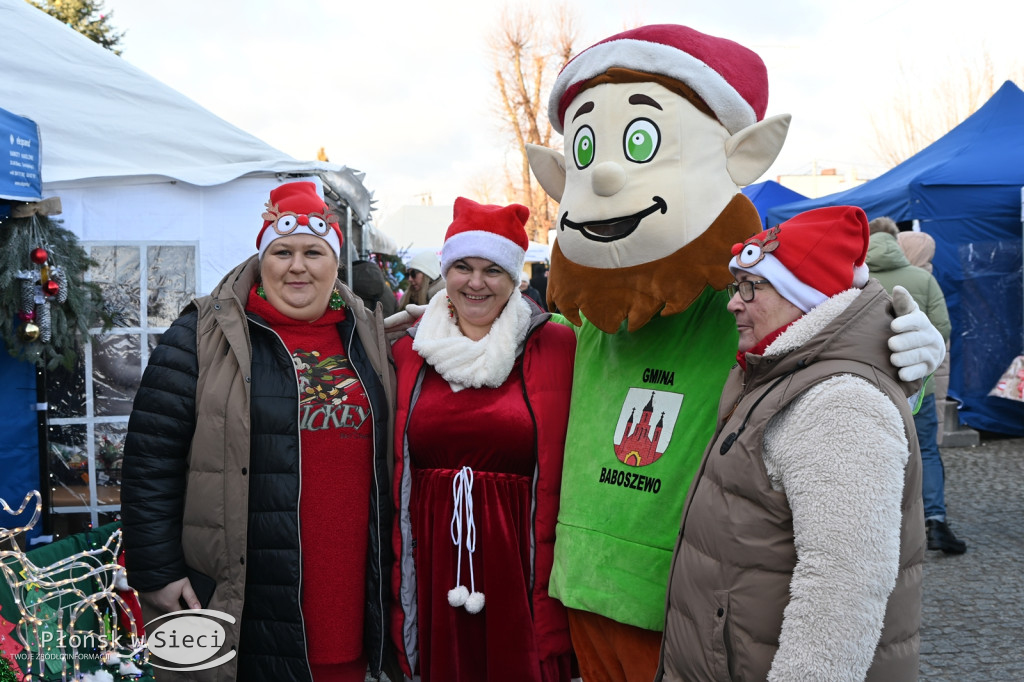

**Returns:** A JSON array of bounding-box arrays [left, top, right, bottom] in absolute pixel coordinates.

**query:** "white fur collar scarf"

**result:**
[[412, 289, 532, 393], [765, 288, 860, 357]]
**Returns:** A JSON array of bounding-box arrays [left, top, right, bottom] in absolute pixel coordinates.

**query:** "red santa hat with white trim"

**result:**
[[441, 197, 530, 281], [549, 24, 769, 135], [729, 206, 871, 312], [256, 181, 343, 260]]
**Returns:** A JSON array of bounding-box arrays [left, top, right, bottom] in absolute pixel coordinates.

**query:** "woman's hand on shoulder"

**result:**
[[384, 305, 426, 344]]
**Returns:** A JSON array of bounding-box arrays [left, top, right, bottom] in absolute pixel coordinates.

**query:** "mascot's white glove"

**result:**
[[384, 304, 426, 343], [888, 285, 946, 382]]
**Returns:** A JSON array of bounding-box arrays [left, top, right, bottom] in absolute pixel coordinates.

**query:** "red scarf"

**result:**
[[736, 321, 796, 371]]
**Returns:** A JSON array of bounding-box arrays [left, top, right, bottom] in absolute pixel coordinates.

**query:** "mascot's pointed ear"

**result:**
[[725, 113, 792, 187], [527, 143, 567, 202]]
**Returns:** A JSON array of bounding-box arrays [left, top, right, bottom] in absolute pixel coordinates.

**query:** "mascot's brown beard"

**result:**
[[548, 194, 762, 334]]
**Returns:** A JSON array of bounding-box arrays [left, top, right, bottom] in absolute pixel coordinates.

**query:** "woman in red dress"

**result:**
[[390, 197, 576, 682]]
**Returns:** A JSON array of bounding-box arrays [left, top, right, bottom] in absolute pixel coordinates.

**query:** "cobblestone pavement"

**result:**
[[920, 435, 1024, 681]]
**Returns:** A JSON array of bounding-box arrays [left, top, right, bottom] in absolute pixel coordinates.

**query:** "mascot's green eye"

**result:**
[[573, 126, 595, 169], [624, 118, 660, 163]]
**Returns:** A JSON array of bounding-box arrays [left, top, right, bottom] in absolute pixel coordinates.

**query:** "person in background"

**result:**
[[390, 197, 576, 682], [399, 250, 444, 311], [869, 216, 966, 554], [530, 262, 549, 310], [657, 206, 924, 682], [121, 180, 397, 682], [898, 230, 952, 442], [520, 269, 548, 310], [351, 258, 399, 317]]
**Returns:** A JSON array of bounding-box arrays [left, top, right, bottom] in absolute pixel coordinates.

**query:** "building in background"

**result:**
[[775, 163, 874, 199]]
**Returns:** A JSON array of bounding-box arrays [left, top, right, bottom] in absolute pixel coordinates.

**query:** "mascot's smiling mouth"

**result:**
[[560, 197, 668, 242]]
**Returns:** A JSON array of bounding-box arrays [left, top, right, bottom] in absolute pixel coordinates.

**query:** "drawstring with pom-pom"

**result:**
[[448, 466, 485, 613]]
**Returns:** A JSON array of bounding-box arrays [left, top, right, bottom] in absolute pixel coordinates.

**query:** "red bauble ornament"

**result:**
[[44, 279, 61, 297], [30, 247, 49, 264], [18, 310, 35, 321]]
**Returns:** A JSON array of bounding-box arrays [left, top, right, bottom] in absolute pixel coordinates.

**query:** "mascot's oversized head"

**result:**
[[527, 24, 791, 332]]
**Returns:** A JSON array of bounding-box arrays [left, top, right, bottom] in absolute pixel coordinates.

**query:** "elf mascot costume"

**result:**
[[525, 25, 941, 680]]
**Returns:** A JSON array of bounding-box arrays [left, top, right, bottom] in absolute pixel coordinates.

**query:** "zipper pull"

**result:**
[[719, 431, 739, 455]]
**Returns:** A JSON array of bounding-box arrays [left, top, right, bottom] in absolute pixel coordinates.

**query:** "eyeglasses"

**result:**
[[726, 279, 772, 302]]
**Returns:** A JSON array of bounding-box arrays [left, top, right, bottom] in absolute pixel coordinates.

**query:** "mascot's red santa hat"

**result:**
[[550, 24, 769, 136]]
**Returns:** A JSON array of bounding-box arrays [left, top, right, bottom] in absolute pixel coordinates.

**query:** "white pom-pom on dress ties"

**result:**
[[465, 589, 485, 614], [448, 584, 470, 607], [449, 466, 485, 613]]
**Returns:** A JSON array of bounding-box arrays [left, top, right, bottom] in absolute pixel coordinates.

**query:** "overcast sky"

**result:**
[[106, 0, 1023, 224]]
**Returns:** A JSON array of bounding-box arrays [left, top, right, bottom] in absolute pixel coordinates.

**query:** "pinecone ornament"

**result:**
[[18, 271, 36, 315], [36, 301, 51, 343]]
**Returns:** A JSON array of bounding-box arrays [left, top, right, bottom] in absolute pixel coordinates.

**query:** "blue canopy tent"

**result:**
[[765, 81, 1024, 436], [741, 180, 808, 228]]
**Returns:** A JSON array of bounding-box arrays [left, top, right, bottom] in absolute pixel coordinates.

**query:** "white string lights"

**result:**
[[0, 491, 148, 681]]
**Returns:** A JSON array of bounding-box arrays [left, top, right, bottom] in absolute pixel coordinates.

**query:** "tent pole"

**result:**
[[346, 205, 353, 290], [35, 364, 52, 535]]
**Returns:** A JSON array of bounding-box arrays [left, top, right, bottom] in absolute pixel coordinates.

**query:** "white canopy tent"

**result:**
[[0, 0, 402, 534], [0, 0, 394, 293]]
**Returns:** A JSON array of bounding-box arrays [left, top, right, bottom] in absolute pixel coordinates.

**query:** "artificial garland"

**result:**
[[0, 210, 111, 370], [0, 656, 19, 682]]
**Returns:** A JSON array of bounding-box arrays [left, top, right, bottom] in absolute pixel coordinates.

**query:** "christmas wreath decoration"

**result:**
[[0, 206, 112, 370]]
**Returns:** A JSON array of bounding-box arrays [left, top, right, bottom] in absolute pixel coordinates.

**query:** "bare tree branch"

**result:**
[[869, 51, 1023, 167], [485, 2, 579, 243]]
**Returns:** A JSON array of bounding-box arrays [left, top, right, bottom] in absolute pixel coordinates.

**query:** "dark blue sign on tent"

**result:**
[[0, 107, 42, 202]]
